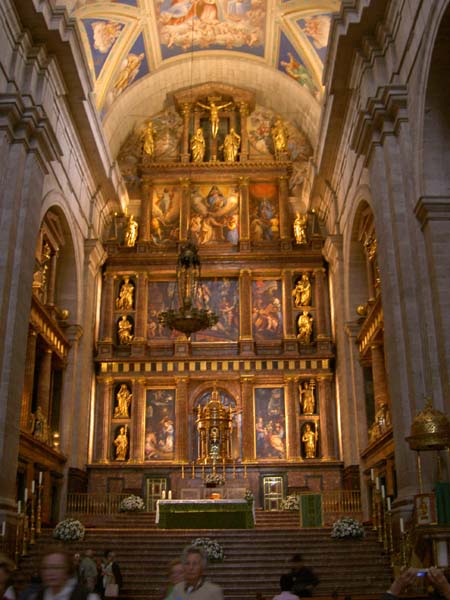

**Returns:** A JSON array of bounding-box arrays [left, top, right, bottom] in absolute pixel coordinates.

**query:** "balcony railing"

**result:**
[[67, 493, 129, 516]]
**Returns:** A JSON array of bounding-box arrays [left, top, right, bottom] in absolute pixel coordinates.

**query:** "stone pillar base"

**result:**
[[239, 339, 254, 355]]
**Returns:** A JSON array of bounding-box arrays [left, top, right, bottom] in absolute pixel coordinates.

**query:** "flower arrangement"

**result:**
[[205, 473, 225, 486], [192, 537, 224, 562], [281, 495, 301, 511], [331, 516, 365, 539], [244, 489, 254, 502], [53, 518, 85, 541], [119, 494, 145, 512]]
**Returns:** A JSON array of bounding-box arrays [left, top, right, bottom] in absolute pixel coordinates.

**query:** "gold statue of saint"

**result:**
[[293, 212, 308, 245], [300, 381, 315, 414], [124, 215, 139, 247], [302, 423, 318, 458], [142, 121, 155, 158], [117, 315, 134, 345], [190, 128, 206, 163], [271, 118, 288, 154], [221, 128, 241, 162], [114, 384, 132, 418], [116, 277, 134, 311], [114, 425, 129, 461], [292, 273, 311, 307], [297, 311, 313, 344], [196, 99, 232, 139]]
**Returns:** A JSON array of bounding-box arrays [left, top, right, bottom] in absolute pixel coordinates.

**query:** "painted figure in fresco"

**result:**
[[271, 117, 288, 154], [196, 99, 233, 139], [302, 423, 318, 458], [142, 121, 155, 158], [117, 315, 134, 345], [114, 425, 129, 461], [113, 53, 145, 95], [300, 381, 315, 415], [92, 21, 122, 54], [292, 273, 311, 307], [116, 276, 134, 310], [124, 214, 139, 247], [114, 384, 132, 418], [191, 128, 206, 162], [190, 186, 239, 247], [145, 430, 159, 459], [281, 52, 318, 96], [221, 128, 240, 162], [268, 421, 285, 457], [250, 198, 279, 242], [297, 311, 313, 344], [158, 417, 175, 453], [293, 212, 308, 245]]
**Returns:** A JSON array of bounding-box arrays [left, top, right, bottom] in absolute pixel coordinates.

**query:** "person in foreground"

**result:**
[[272, 574, 300, 600], [383, 567, 450, 600], [168, 546, 223, 600], [36, 551, 100, 600], [288, 554, 318, 598]]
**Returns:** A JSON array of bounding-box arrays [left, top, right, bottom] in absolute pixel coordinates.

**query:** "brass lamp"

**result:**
[[158, 242, 218, 338]]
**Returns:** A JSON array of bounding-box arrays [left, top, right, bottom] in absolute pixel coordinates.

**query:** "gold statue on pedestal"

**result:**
[[271, 118, 288, 154], [116, 277, 134, 310], [297, 311, 313, 344], [124, 215, 139, 247], [302, 423, 318, 458], [114, 425, 129, 461], [221, 128, 240, 162], [114, 384, 132, 418], [300, 381, 316, 414], [292, 273, 311, 307], [117, 315, 134, 345], [293, 212, 308, 245], [142, 121, 155, 158], [190, 128, 206, 163]]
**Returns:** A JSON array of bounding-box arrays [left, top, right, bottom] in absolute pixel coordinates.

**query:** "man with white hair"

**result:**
[[169, 545, 223, 600]]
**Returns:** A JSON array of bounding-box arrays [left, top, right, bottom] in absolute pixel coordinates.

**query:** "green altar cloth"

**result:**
[[156, 499, 255, 529]]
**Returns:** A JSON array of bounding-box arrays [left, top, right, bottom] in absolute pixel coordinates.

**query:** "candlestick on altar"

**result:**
[[191, 462, 195, 479], [36, 483, 42, 534], [181, 464, 185, 479], [30, 485, 36, 544], [38, 471, 43, 485], [232, 460, 236, 480], [14, 514, 22, 566], [222, 458, 226, 480], [21, 513, 29, 557], [201, 465, 205, 480], [31, 481, 35, 495], [370, 468, 375, 482], [243, 463, 247, 479]]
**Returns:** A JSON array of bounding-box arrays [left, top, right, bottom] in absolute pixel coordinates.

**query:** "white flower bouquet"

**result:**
[[119, 494, 145, 512], [281, 495, 301, 511], [205, 473, 225, 486], [192, 537, 224, 562], [53, 518, 85, 541], [331, 516, 365, 539]]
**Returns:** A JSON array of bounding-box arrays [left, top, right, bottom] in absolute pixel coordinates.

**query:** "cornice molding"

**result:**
[[414, 196, 450, 229]]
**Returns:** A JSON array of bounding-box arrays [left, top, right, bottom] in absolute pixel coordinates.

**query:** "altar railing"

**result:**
[[321, 490, 362, 515], [67, 493, 129, 515]]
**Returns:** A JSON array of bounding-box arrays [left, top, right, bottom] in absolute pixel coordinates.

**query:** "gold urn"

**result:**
[[406, 398, 450, 451]]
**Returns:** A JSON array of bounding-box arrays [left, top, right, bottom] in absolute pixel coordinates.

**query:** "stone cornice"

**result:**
[[414, 196, 450, 229]]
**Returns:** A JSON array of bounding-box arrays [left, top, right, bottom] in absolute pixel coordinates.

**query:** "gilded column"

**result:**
[[132, 273, 148, 356], [46, 250, 59, 307], [285, 376, 299, 459], [239, 177, 250, 251], [175, 377, 189, 462], [371, 342, 390, 409], [181, 103, 192, 162], [97, 377, 113, 463], [313, 268, 328, 339], [179, 178, 191, 242], [239, 268, 253, 355], [37, 349, 52, 422], [100, 273, 116, 342], [20, 328, 38, 430], [131, 378, 145, 462], [278, 175, 291, 250], [239, 102, 249, 161], [317, 375, 336, 459], [240, 376, 254, 461], [140, 177, 153, 242]]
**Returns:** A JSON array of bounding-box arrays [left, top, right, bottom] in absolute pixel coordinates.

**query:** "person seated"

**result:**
[[383, 567, 450, 600], [288, 554, 318, 598], [272, 574, 300, 600]]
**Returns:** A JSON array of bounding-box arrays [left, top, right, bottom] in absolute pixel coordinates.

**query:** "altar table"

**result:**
[[156, 499, 255, 529]]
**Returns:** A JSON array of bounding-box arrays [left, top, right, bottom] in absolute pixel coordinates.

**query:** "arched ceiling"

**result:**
[[59, 0, 340, 152]]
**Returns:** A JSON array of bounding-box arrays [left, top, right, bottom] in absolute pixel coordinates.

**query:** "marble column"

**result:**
[[179, 178, 191, 242], [46, 250, 59, 308], [317, 375, 336, 460], [371, 342, 390, 409], [20, 329, 38, 430], [278, 176, 291, 250], [239, 177, 250, 251], [239, 102, 249, 161], [285, 376, 299, 459], [175, 377, 189, 462], [96, 377, 114, 463], [140, 177, 153, 242], [131, 378, 145, 462], [180, 103, 192, 162], [240, 376, 254, 461]]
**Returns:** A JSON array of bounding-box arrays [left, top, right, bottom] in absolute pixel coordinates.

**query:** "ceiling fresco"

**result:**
[[62, 0, 340, 117]]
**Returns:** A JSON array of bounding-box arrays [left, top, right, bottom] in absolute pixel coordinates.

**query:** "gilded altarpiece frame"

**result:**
[[254, 387, 287, 460], [145, 389, 176, 460]]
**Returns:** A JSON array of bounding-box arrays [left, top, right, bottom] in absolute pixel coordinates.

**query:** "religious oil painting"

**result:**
[[252, 279, 283, 340], [249, 183, 279, 242], [296, 14, 331, 64], [190, 184, 239, 246], [82, 18, 124, 79], [192, 277, 239, 342], [254, 387, 286, 459], [150, 185, 181, 244], [147, 281, 178, 339], [145, 389, 176, 460], [155, 0, 266, 59]]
